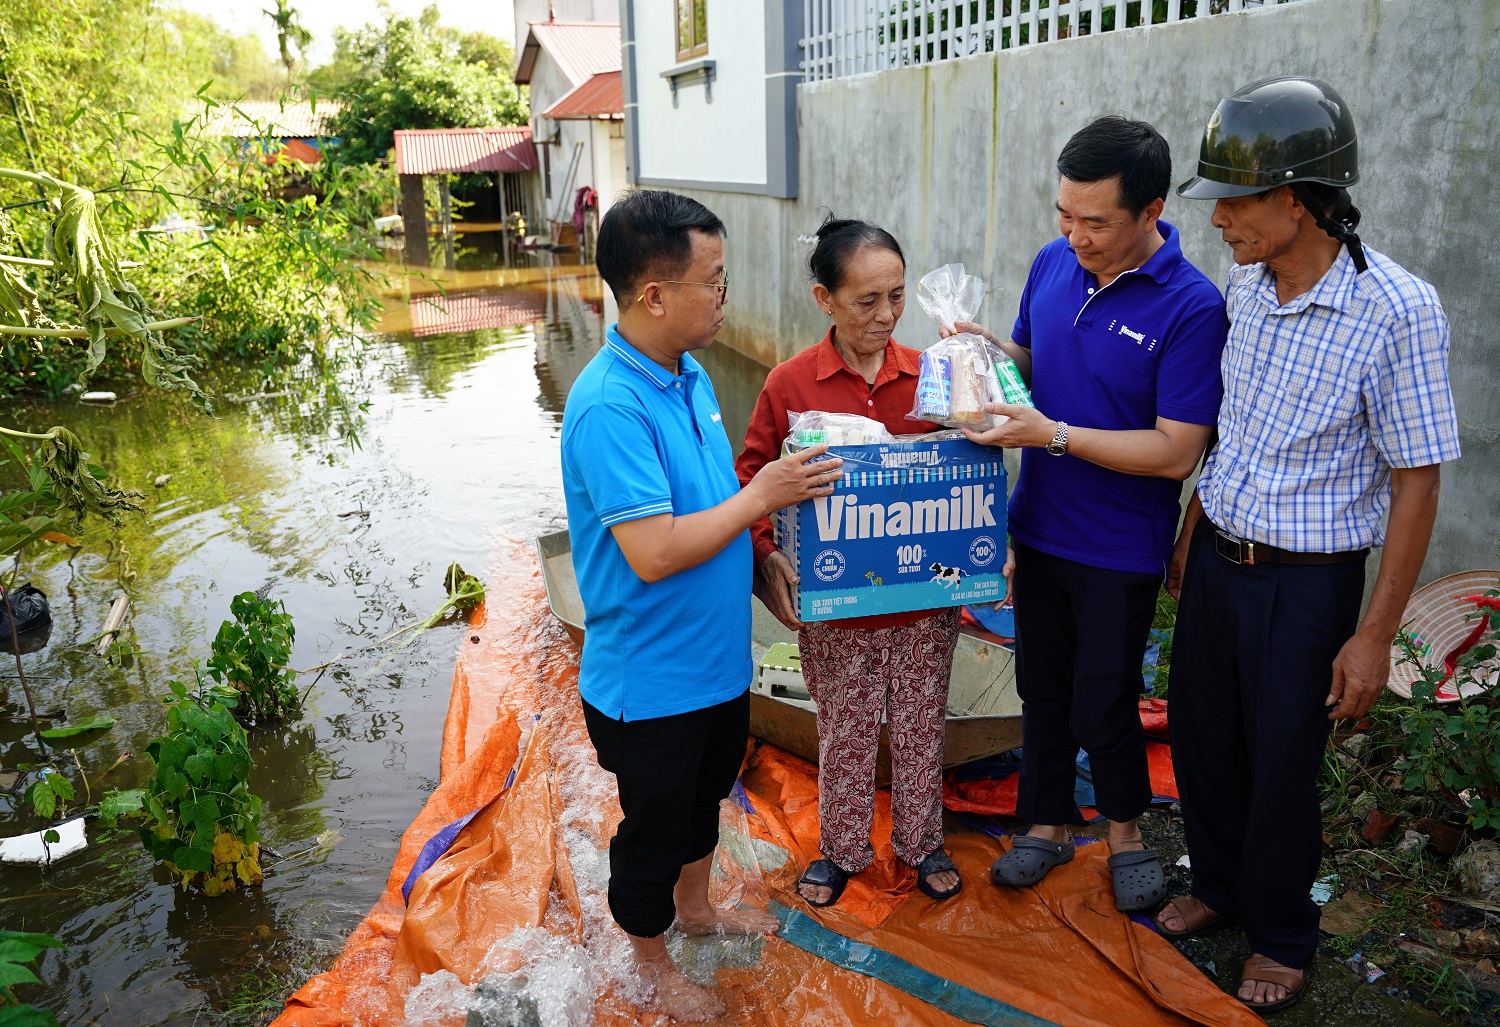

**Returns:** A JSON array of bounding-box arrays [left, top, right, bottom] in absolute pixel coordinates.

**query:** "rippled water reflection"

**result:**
[[0, 254, 770, 1024]]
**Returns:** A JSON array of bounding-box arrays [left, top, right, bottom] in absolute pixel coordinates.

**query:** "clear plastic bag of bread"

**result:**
[[785, 410, 896, 450], [908, 263, 1007, 428]]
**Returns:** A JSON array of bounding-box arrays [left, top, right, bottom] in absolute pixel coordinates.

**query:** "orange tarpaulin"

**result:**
[[943, 700, 1178, 825], [275, 544, 1260, 1027]]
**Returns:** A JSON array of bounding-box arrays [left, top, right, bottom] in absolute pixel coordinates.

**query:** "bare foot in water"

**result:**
[[638, 955, 726, 1022], [675, 905, 779, 937]]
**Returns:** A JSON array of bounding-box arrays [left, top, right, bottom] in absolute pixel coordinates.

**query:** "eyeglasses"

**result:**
[[637, 268, 729, 305]]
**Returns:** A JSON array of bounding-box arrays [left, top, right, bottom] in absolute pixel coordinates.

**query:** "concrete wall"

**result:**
[[666, 0, 1500, 581]]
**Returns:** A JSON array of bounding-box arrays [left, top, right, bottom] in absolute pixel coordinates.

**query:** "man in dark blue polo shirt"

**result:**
[[561, 189, 839, 1023], [959, 117, 1228, 913]]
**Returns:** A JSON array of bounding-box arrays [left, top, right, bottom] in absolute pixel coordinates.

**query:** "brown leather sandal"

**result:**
[[1239, 954, 1306, 1012], [1154, 895, 1232, 939]]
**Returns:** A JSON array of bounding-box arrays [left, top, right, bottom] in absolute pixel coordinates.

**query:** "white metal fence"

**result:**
[[801, 0, 1307, 82]]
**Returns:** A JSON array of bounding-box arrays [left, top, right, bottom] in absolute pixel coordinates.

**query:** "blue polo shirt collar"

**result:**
[[1137, 220, 1185, 284], [604, 323, 701, 389]]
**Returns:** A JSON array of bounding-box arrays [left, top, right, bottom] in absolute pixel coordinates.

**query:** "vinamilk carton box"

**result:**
[[775, 437, 1007, 621]]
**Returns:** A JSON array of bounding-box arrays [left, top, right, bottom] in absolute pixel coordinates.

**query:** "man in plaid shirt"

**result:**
[[1161, 78, 1462, 1013]]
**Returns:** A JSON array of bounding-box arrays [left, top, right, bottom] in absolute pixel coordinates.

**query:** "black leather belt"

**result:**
[[1205, 519, 1368, 567]]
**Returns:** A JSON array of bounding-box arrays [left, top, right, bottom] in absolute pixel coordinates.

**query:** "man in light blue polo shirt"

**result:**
[[958, 117, 1228, 913], [561, 189, 839, 1023]]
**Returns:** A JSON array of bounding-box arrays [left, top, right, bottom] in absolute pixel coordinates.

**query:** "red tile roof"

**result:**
[[542, 69, 623, 120], [393, 127, 537, 175], [515, 21, 622, 87]]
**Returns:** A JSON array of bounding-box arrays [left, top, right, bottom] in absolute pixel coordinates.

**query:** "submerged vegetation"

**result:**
[[0, 2, 410, 399], [0, 0, 506, 1017], [136, 676, 264, 896], [0, 930, 65, 1027]]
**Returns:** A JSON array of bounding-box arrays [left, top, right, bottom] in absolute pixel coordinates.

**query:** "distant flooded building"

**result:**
[[206, 99, 345, 165], [514, 17, 625, 254]]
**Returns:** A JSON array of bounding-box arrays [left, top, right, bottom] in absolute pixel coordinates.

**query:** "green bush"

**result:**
[[317, 7, 528, 164], [1389, 585, 1500, 828], [137, 676, 264, 896], [205, 592, 299, 722], [0, 123, 388, 399]]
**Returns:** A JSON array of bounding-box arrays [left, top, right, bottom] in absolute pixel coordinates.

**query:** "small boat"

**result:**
[[536, 530, 1022, 784]]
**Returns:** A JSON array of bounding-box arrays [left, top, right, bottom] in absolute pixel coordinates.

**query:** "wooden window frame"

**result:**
[[675, 0, 708, 62]]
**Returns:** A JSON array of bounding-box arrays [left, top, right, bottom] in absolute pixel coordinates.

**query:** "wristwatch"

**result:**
[[1046, 421, 1069, 456]]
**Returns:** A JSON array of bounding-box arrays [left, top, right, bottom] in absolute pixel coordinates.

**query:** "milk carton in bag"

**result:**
[[909, 264, 1008, 428]]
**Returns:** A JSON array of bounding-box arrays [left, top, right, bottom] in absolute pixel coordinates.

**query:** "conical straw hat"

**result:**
[[1387, 569, 1500, 701]]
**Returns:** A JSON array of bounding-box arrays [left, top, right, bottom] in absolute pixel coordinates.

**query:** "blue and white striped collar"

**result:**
[[604, 324, 700, 390]]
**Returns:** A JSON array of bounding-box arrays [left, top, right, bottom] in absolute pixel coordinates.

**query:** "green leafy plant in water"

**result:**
[[384, 562, 484, 654], [1389, 579, 1500, 830], [37, 427, 145, 526], [133, 672, 264, 896], [17, 765, 73, 841], [0, 930, 65, 1027], [38, 717, 114, 740], [437, 562, 484, 618], [0, 427, 141, 566], [205, 591, 298, 723]]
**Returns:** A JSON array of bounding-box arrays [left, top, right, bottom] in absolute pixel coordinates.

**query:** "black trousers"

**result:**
[[582, 690, 749, 939], [1170, 518, 1365, 969], [1013, 541, 1160, 825]]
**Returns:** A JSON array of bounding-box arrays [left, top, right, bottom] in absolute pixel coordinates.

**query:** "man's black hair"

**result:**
[[1056, 116, 1171, 218], [596, 189, 726, 306], [1264, 180, 1342, 214]]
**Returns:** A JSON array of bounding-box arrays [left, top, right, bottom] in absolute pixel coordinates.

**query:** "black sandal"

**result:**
[[796, 858, 850, 908], [915, 849, 962, 900]]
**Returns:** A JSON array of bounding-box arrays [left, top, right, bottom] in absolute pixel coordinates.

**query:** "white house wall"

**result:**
[[590, 120, 627, 214], [529, 56, 600, 225], [633, 1, 767, 188]]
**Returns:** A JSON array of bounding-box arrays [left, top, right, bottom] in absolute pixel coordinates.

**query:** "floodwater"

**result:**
[[0, 234, 1446, 1026], [0, 238, 771, 1025]]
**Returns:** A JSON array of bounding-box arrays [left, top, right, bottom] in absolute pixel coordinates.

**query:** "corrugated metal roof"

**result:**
[[208, 100, 343, 139], [515, 21, 621, 87], [393, 127, 538, 175], [543, 69, 623, 120]]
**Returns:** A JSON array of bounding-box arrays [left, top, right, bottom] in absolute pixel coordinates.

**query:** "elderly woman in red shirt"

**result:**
[[735, 217, 962, 907]]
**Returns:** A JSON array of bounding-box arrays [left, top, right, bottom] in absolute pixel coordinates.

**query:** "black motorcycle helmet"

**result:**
[[1178, 77, 1368, 272]]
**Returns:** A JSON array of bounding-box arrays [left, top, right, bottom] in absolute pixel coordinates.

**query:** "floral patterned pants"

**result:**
[[798, 609, 960, 872]]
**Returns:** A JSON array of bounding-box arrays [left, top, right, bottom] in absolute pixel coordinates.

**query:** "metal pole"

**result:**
[[439, 174, 455, 271]]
